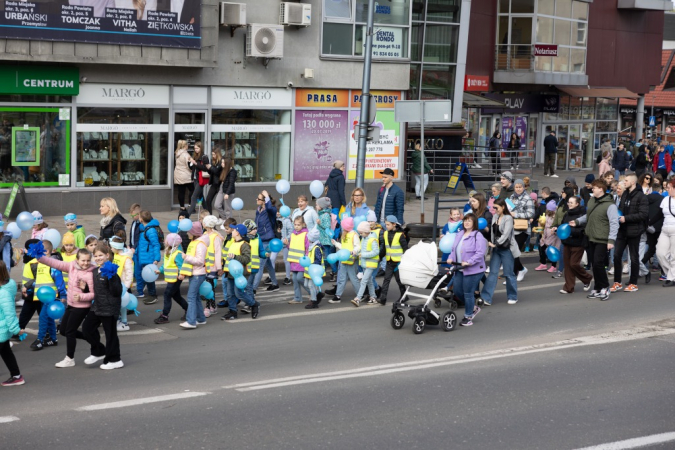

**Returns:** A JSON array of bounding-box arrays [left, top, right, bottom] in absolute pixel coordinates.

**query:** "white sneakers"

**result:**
[[84, 355, 106, 365], [507, 299, 518, 305], [517, 267, 528, 282], [55, 356, 75, 368], [100, 361, 124, 370], [116, 321, 129, 332], [550, 174, 559, 178], [180, 322, 196, 329]]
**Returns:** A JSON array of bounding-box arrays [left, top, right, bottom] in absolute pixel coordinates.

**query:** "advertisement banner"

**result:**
[[515, 116, 527, 149], [295, 89, 349, 108], [350, 90, 402, 109], [348, 111, 400, 179], [293, 110, 349, 182], [369, 26, 404, 58], [0, 66, 79, 95], [0, 1, 201, 49], [501, 117, 513, 150]]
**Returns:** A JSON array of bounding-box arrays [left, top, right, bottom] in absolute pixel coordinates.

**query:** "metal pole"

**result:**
[[420, 100, 425, 224], [636, 94, 645, 141], [355, 0, 376, 189]]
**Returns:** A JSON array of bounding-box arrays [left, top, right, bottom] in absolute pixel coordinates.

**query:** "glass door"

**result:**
[[556, 125, 568, 170], [581, 123, 594, 169], [173, 111, 207, 206], [568, 124, 581, 170]]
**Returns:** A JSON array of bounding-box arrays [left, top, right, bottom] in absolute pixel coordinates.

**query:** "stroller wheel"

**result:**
[[434, 299, 442, 309], [442, 311, 457, 332], [391, 312, 405, 330], [412, 316, 426, 334]]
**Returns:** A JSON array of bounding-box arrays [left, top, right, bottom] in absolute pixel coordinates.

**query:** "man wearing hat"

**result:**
[[499, 171, 515, 200], [374, 168, 405, 227], [543, 130, 559, 178], [580, 174, 594, 206]]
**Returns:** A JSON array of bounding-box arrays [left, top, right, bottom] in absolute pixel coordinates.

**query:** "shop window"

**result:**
[[582, 98, 595, 120], [426, 0, 460, 23], [322, 23, 353, 56], [76, 108, 169, 188], [411, 23, 424, 61], [569, 96, 582, 120], [595, 98, 618, 121], [596, 121, 618, 132], [422, 24, 459, 63], [355, 0, 410, 25], [355, 26, 408, 58], [420, 65, 456, 100], [511, 0, 534, 14], [412, 0, 425, 21], [0, 107, 70, 188]]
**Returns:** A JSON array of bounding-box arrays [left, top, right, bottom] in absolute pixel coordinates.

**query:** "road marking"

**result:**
[[224, 325, 675, 391], [575, 431, 675, 450], [0, 416, 20, 424], [118, 328, 164, 336], [494, 281, 561, 293], [75, 392, 210, 411]]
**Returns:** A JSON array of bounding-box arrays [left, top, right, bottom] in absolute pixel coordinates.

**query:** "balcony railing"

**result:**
[[495, 44, 534, 71]]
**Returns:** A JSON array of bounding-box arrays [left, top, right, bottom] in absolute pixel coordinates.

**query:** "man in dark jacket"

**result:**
[[374, 168, 405, 226], [612, 143, 631, 179], [411, 143, 434, 200], [579, 174, 594, 207], [325, 160, 346, 211], [543, 131, 558, 178], [641, 181, 665, 283], [611, 174, 648, 292]]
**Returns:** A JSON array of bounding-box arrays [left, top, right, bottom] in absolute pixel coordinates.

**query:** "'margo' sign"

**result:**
[[534, 44, 558, 57]]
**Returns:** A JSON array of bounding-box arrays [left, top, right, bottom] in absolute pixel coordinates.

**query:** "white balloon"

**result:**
[[309, 180, 324, 198], [5, 223, 21, 239], [43, 229, 62, 249], [276, 179, 290, 195]]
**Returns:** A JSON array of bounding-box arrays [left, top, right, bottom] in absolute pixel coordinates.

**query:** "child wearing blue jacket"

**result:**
[[136, 210, 161, 304], [0, 261, 25, 386], [31, 240, 66, 351]]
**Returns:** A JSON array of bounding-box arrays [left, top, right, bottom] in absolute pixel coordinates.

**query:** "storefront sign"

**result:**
[[174, 124, 206, 132], [483, 93, 559, 114], [295, 89, 349, 108], [0, 1, 201, 49], [212, 87, 292, 108], [366, 26, 404, 58], [76, 124, 169, 132], [75, 83, 169, 106], [211, 124, 292, 133], [0, 66, 79, 95], [534, 44, 558, 56], [348, 110, 400, 179], [464, 75, 489, 92], [351, 90, 402, 108], [293, 110, 348, 181], [620, 107, 636, 115]]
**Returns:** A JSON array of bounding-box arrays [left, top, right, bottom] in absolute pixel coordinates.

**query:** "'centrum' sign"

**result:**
[[0, 66, 79, 95]]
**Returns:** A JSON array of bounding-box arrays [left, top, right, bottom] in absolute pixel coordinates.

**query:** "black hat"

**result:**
[[380, 168, 395, 176]]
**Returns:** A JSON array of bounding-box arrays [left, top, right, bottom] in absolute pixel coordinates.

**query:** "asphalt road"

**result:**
[[2, 265, 675, 449]]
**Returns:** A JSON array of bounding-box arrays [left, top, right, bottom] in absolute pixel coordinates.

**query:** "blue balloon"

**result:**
[[327, 253, 339, 264], [199, 281, 213, 297], [448, 222, 461, 233], [312, 276, 324, 287], [16, 211, 34, 231], [336, 249, 351, 262], [546, 246, 561, 262], [439, 234, 455, 253], [276, 179, 290, 195], [47, 301, 65, 320], [308, 264, 324, 278], [309, 180, 324, 198], [228, 259, 244, 277], [121, 291, 131, 308], [126, 294, 138, 311], [232, 197, 244, 211], [478, 218, 488, 230], [6, 222, 21, 239], [556, 224, 571, 240], [300, 256, 311, 267], [617, 210, 624, 217], [167, 220, 179, 233], [280, 205, 291, 218], [269, 238, 283, 253], [205, 291, 215, 300], [354, 215, 367, 228], [234, 276, 248, 290], [36, 286, 56, 303], [179, 218, 193, 232], [142, 264, 159, 283]]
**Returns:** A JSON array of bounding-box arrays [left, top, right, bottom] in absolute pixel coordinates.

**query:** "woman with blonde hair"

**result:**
[[345, 187, 371, 218], [173, 139, 193, 211], [99, 197, 127, 242]]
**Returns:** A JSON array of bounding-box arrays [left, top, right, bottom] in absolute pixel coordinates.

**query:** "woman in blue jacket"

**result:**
[[253, 190, 280, 292], [0, 261, 24, 386]]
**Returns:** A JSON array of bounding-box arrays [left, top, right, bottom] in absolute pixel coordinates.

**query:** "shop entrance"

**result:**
[[173, 111, 207, 207]]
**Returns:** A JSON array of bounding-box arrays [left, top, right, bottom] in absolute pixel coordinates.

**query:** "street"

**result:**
[[2, 261, 675, 450]]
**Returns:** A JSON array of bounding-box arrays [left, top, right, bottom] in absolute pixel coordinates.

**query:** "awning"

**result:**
[[556, 86, 640, 99], [463, 92, 507, 108]]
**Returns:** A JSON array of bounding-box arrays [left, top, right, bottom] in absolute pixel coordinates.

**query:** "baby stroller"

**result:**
[[390, 241, 458, 334]]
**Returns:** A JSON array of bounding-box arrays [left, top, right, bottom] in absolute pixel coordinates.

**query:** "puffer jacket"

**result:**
[[374, 183, 405, 225], [255, 198, 278, 241], [222, 168, 237, 195], [100, 213, 127, 241], [618, 186, 649, 238], [138, 218, 162, 264], [325, 168, 346, 209], [0, 279, 19, 343], [90, 267, 123, 317], [37, 257, 95, 308], [174, 147, 192, 185]]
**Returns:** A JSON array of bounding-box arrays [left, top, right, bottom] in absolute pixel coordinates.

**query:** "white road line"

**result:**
[[575, 431, 675, 450], [118, 328, 164, 336], [0, 416, 20, 424], [75, 391, 210, 411], [224, 325, 675, 391], [494, 281, 561, 293]]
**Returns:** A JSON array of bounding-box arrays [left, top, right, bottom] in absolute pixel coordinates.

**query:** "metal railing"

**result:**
[[495, 44, 535, 71]]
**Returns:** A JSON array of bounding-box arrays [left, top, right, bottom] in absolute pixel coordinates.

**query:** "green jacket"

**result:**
[[72, 226, 86, 250], [576, 194, 619, 245], [411, 150, 432, 175]]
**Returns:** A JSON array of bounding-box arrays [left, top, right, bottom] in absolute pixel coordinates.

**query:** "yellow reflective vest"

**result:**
[[383, 231, 403, 262], [180, 240, 207, 277], [340, 231, 358, 266], [163, 250, 181, 283], [304, 245, 324, 279], [224, 241, 245, 272], [61, 252, 77, 288], [247, 237, 260, 272], [205, 231, 222, 273], [113, 253, 134, 288], [288, 231, 307, 263], [361, 236, 379, 269]]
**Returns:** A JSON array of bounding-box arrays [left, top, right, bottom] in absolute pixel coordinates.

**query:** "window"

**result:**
[[325, 0, 352, 20], [423, 24, 459, 63], [426, 0, 460, 23], [323, 23, 353, 55], [536, 17, 553, 43]]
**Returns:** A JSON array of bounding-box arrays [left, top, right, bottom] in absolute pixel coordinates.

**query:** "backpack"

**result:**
[[143, 225, 165, 251], [0, 235, 14, 268]]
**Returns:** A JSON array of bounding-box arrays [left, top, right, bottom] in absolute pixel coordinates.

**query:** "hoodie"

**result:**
[[72, 225, 86, 249], [565, 176, 577, 188], [138, 219, 162, 265], [326, 168, 346, 209], [0, 279, 20, 343]]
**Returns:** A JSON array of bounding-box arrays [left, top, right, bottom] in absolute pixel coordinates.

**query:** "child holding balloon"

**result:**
[[288, 217, 310, 305], [221, 224, 259, 321], [327, 216, 360, 303], [136, 210, 161, 305], [109, 235, 134, 332], [304, 228, 326, 309], [535, 201, 561, 273], [32, 239, 67, 351], [351, 221, 380, 307], [178, 222, 209, 328], [0, 261, 26, 386]]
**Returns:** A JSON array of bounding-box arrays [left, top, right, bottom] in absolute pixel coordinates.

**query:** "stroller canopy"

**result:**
[[399, 241, 440, 288]]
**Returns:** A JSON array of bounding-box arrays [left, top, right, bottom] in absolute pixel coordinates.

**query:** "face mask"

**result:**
[[110, 241, 125, 250]]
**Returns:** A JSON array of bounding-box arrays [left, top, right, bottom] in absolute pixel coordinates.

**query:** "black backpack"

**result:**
[[142, 225, 166, 251]]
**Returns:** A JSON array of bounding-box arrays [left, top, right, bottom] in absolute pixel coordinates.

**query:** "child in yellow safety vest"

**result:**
[[221, 224, 260, 321], [60, 232, 79, 289], [178, 221, 209, 329], [327, 216, 361, 303], [243, 219, 267, 304], [288, 217, 310, 305], [202, 215, 224, 317], [351, 221, 380, 307], [304, 228, 325, 309], [377, 215, 409, 305], [216, 218, 237, 309], [109, 236, 135, 332], [154, 233, 188, 325]]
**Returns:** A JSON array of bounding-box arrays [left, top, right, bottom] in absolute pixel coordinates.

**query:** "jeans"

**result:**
[[188, 181, 205, 216], [292, 271, 310, 301], [481, 247, 517, 303], [357, 267, 376, 299], [162, 280, 188, 317], [614, 169, 625, 180], [60, 306, 89, 359], [82, 312, 121, 364], [656, 227, 675, 281], [136, 262, 157, 297], [323, 244, 336, 273], [379, 260, 406, 304], [253, 241, 278, 289], [0, 341, 20, 377], [614, 236, 640, 285], [454, 271, 484, 317], [336, 263, 360, 297], [213, 190, 233, 220], [491, 150, 501, 174], [203, 182, 221, 215], [638, 233, 650, 277], [414, 173, 429, 197], [304, 278, 318, 301], [544, 152, 556, 175], [37, 302, 57, 341], [185, 274, 207, 325], [282, 247, 291, 278], [225, 277, 255, 312]]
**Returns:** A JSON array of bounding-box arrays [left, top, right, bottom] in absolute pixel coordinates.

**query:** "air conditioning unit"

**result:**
[[280, 2, 311, 26], [246, 24, 284, 58], [219, 2, 246, 26]]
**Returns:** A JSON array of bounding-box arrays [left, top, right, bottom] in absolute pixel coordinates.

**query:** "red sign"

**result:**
[[464, 75, 489, 92], [534, 44, 558, 57]]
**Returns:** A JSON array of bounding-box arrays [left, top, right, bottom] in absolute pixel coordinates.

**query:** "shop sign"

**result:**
[[295, 89, 349, 107], [76, 124, 169, 132], [211, 124, 292, 132], [360, 26, 404, 58], [351, 90, 402, 108], [464, 75, 489, 92], [620, 107, 636, 115], [212, 87, 292, 108], [0, 66, 79, 95], [483, 93, 559, 114], [348, 110, 400, 179], [174, 124, 205, 132], [293, 110, 349, 181], [75, 83, 169, 106], [534, 44, 558, 57]]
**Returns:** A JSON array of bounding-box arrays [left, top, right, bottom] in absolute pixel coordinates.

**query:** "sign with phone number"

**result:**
[[370, 27, 403, 58]]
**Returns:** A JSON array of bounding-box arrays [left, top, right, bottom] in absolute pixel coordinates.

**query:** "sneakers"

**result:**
[[283, 277, 292, 286], [328, 296, 341, 303], [1, 375, 25, 387], [460, 317, 473, 326], [659, 274, 667, 281], [325, 286, 337, 295], [221, 310, 238, 321], [535, 264, 548, 271], [516, 267, 528, 282], [266, 285, 280, 292], [179, 322, 197, 329], [351, 298, 361, 307], [316, 292, 325, 305], [154, 314, 170, 324], [608, 266, 615, 275], [287, 299, 303, 304], [551, 271, 563, 279], [559, 289, 572, 294], [305, 301, 318, 309], [473, 163, 482, 169], [480, 297, 491, 306], [42, 337, 58, 348], [263, 276, 273, 285], [15, 299, 24, 307], [117, 321, 129, 332], [196, 320, 207, 325], [240, 305, 251, 314], [136, 292, 146, 299], [367, 297, 378, 304], [609, 282, 623, 293], [645, 272, 651, 284], [30, 339, 43, 351], [533, 245, 539, 252], [622, 263, 629, 274], [210, 306, 217, 316], [55, 356, 75, 368], [583, 283, 592, 291], [470, 306, 481, 319], [587, 290, 598, 299], [596, 288, 610, 301], [251, 302, 260, 319], [523, 247, 530, 253], [547, 266, 557, 273], [330, 272, 337, 282], [507, 299, 518, 305], [664, 280, 675, 287], [624, 284, 638, 292], [100, 360, 124, 370], [143, 297, 158, 305], [203, 308, 211, 318], [217, 300, 228, 308], [550, 174, 559, 178]]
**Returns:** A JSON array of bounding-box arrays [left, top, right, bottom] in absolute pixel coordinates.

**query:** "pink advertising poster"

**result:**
[[293, 110, 349, 181]]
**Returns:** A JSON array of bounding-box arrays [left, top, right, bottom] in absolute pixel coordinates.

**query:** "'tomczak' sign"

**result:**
[[534, 44, 558, 57]]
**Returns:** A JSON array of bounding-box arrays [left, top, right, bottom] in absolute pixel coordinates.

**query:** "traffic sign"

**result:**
[[649, 116, 656, 127]]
